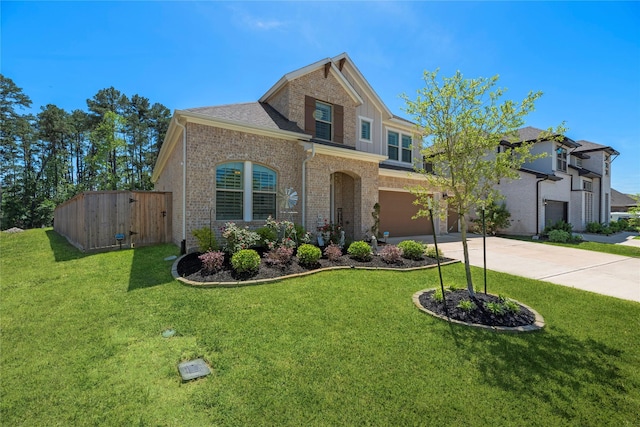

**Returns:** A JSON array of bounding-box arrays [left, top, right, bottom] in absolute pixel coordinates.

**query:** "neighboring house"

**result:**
[[152, 53, 450, 251], [611, 188, 636, 212], [497, 126, 619, 235]]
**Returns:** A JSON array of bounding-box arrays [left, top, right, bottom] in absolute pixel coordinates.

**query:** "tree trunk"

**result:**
[[459, 214, 476, 297]]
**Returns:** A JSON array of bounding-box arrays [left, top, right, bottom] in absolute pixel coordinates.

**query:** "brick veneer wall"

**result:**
[[154, 126, 185, 246], [267, 68, 358, 148], [182, 123, 306, 250]]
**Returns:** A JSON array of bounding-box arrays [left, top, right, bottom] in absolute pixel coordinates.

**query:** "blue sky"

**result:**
[[2, 1, 639, 194]]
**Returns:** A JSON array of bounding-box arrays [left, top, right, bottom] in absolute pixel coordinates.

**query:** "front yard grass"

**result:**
[[2, 229, 639, 426], [504, 234, 640, 258]]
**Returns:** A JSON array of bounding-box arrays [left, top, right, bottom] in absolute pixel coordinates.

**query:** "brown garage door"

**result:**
[[379, 191, 433, 237]]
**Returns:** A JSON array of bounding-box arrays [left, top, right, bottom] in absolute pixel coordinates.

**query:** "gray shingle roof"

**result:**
[[185, 102, 305, 134], [611, 189, 637, 208], [573, 140, 619, 155]]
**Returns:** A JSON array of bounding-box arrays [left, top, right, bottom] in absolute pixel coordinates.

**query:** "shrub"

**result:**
[[198, 250, 225, 273], [571, 234, 583, 243], [222, 222, 261, 255], [457, 299, 476, 312], [548, 229, 571, 243], [586, 222, 603, 234], [256, 226, 277, 248], [297, 244, 322, 267], [347, 241, 373, 262], [502, 299, 521, 314], [425, 245, 444, 260], [397, 240, 424, 260], [231, 249, 261, 274], [543, 220, 573, 236], [472, 201, 511, 235], [484, 301, 505, 315], [263, 246, 294, 267], [192, 227, 218, 252], [323, 243, 342, 262], [379, 244, 402, 264], [433, 288, 445, 302]]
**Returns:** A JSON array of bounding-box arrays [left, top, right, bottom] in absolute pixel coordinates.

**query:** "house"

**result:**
[[151, 53, 450, 252], [611, 189, 636, 213], [497, 126, 619, 235]]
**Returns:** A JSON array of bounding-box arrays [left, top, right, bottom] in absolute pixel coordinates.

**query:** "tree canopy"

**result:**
[[0, 74, 171, 230], [402, 70, 565, 296]]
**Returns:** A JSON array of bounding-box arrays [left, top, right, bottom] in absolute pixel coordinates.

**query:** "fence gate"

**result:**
[[129, 192, 171, 247]]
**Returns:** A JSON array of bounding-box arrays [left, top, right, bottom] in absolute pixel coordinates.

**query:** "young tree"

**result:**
[[402, 70, 565, 297]]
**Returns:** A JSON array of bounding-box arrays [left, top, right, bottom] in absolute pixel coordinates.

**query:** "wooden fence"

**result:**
[[54, 191, 172, 251]]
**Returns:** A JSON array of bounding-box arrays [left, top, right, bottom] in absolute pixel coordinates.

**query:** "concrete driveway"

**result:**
[[387, 233, 640, 303]]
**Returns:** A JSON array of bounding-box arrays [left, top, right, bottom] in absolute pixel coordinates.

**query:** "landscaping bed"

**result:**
[[177, 250, 452, 283]]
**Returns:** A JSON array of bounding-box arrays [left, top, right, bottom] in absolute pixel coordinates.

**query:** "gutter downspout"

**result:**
[[174, 118, 187, 254], [301, 142, 316, 231]]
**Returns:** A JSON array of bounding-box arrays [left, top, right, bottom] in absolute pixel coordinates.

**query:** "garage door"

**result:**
[[379, 191, 433, 237]]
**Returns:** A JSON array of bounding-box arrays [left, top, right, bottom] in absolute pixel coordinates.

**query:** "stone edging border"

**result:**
[[171, 254, 461, 288], [412, 288, 545, 333]]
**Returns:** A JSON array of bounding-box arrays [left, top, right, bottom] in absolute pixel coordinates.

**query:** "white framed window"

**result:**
[[314, 101, 332, 141], [556, 146, 567, 172], [582, 179, 592, 192], [575, 157, 583, 168], [216, 162, 277, 221], [359, 117, 372, 142], [387, 129, 413, 164]]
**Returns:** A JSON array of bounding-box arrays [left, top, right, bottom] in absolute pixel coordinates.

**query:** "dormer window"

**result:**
[[556, 146, 567, 172], [314, 101, 332, 141]]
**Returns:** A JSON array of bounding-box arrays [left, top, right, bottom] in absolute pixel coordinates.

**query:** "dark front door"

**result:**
[[545, 200, 568, 226]]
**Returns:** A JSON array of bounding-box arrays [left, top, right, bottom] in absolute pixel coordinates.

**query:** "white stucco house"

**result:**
[[497, 127, 619, 235]]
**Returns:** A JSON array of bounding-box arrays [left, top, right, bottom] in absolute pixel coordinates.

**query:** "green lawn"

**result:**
[[503, 234, 640, 258], [2, 229, 639, 426]]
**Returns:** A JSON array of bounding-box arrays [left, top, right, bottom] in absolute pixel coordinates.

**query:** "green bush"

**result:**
[[548, 229, 571, 243], [256, 226, 277, 247], [397, 240, 424, 260], [425, 245, 444, 260], [192, 227, 218, 252], [457, 299, 477, 312], [231, 249, 261, 274], [297, 244, 322, 267], [586, 222, 603, 234], [472, 201, 511, 235], [543, 220, 573, 237], [347, 241, 373, 261]]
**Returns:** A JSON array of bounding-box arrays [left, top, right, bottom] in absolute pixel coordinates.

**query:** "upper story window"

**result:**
[[387, 130, 413, 163], [582, 180, 592, 192], [216, 162, 277, 221], [314, 101, 332, 141], [360, 117, 372, 142], [604, 154, 610, 176], [575, 157, 583, 168], [556, 146, 567, 172]]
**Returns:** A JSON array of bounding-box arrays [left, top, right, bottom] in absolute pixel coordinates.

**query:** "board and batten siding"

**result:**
[[54, 191, 172, 251]]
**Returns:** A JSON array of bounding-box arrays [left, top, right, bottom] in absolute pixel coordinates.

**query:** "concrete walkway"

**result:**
[[387, 233, 640, 303]]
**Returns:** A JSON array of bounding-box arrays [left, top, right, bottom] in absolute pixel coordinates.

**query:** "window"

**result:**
[[575, 157, 583, 168], [583, 180, 592, 192], [360, 118, 372, 142], [315, 101, 332, 140], [401, 134, 412, 163], [252, 165, 276, 220], [388, 131, 399, 160], [216, 162, 244, 220], [216, 162, 277, 221], [387, 130, 413, 163], [605, 154, 610, 176], [556, 146, 567, 172]]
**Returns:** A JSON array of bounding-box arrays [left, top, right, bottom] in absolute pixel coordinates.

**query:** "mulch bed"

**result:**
[[418, 289, 536, 327], [177, 251, 451, 283]]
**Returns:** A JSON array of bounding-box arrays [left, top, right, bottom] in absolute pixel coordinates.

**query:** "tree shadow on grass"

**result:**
[[448, 325, 630, 422]]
